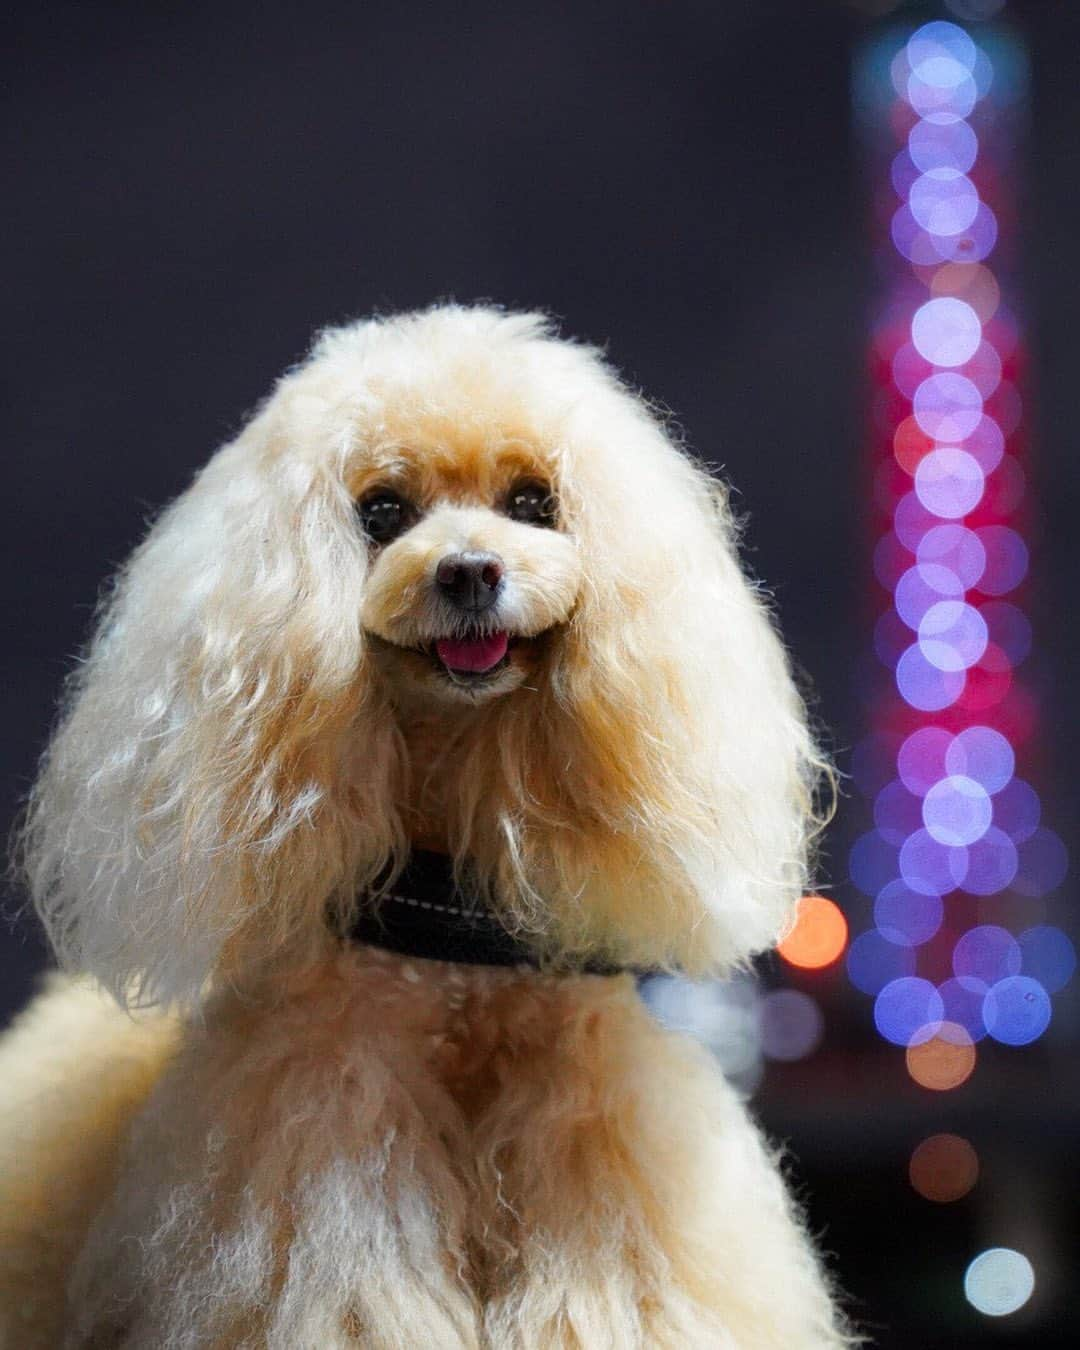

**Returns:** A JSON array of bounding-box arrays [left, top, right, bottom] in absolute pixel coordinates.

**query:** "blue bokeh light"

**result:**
[[896, 644, 966, 711], [875, 977, 945, 1047], [953, 925, 1022, 986], [909, 117, 978, 174], [983, 976, 1052, 1046], [1018, 926, 1077, 994], [847, 930, 918, 995], [850, 829, 901, 897], [992, 776, 1041, 842], [875, 880, 943, 947], [937, 977, 989, 1043], [945, 725, 1014, 794], [961, 827, 1019, 896], [900, 827, 965, 896], [1014, 828, 1069, 897]]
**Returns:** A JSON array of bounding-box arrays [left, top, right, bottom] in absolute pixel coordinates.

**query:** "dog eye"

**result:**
[[357, 490, 412, 544], [506, 480, 557, 527]]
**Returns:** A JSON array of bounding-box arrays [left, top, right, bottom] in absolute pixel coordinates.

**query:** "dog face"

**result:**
[[354, 439, 581, 705], [23, 306, 827, 1004]]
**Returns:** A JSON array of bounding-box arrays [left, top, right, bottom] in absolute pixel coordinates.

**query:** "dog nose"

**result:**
[[435, 551, 505, 612]]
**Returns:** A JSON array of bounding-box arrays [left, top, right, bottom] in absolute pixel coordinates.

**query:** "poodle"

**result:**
[[0, 305, 852, 1348]]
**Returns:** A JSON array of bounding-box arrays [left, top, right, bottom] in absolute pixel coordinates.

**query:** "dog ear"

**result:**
[[469, 358, 830, 977], [20, 376, 403, 1006]]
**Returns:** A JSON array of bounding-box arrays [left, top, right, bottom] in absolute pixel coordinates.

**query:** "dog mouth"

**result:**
[[419, 629, 522, 685], [433, 630, 510, 677], [371, 626, 547, 687]]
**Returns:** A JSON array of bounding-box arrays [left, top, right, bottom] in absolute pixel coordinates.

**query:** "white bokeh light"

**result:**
[[918, 599, 988, 672], [914, 447, 985, 518], [909, 169, 980, 236], [908, 118, 978, 175], [911, 297, 982, 366], [913, 374, 984, 441], [907, 70, 977, 125], [923, 775, 992, 847], [908, 22, 977, 75], [964, 1248, 1035, 1317]]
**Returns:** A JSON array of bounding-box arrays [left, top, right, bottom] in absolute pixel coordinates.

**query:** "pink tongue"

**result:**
[[435, 631, 509, 673]]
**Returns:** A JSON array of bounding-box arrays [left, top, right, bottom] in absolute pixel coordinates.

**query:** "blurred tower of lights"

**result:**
[[852, 6, 1074, 1321], [852, 11, 1073, 1076]]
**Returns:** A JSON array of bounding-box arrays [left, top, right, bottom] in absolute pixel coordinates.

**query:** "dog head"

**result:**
[[23, 306, 828, 1004], [353, 426, 580, 707]]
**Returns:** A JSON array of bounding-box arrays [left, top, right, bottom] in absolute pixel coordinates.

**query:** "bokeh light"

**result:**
[[874, 880, 943, 946], [874, 779, 923, 844], [909, 1133, 979, 1202], [917, 523, 985, 589], [963, 412, 1004, 470], [945, 725, 1014, 793], [975, 524, 1028, 595], [961, 826, 1019, 895], [760, 989, 825, 1062], [913, 445, 984, 514], [911, 296, 981, 365], [981, 600, 1032, 665], [906, 1026, 977, 1090], [896, 644, 966, 711], [778, 896, 849, 969], [1014, 827, 1069, 896], [847, 929, 917, 995], [639, 974, 762, 1091], [953, 925, 1020, 984], [895, 563, 963, 629], [874, 976, 944, 1046], [992, 776, 1040, 841], [1018, 925, 1076, 993], [900, 827, 963, 896], [983, 975, 1052, 1046], [907, 21, 976, 74], [937, 977, 989, 1043], [909, 117, 978, 175], [898, 726, 953, 795], [964, 1248, 1035, 1317], [917, 600, 987, 671], [918, 383, 982, 445], [923, 775, 991, 845]]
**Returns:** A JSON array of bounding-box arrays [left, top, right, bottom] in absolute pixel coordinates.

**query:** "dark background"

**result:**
[[4, 1, 1078, 1345]]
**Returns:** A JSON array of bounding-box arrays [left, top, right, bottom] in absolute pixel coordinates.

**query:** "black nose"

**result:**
[[435, 550, 505, 612]]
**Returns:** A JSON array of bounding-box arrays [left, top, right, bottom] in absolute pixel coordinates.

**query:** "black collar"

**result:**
[[346, 849, 630, 975]]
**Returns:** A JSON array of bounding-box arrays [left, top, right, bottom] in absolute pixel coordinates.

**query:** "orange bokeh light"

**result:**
[[909, 1133, 979, 1204], [930, 262, 1001, 324], [905, 1024, 977, 1091], [893, 414, 933, 475], [778, 896, 848, 970]]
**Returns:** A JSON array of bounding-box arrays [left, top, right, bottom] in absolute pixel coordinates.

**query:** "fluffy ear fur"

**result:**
[[444, 330, 830, 976], [20, 379, 406, 1007]]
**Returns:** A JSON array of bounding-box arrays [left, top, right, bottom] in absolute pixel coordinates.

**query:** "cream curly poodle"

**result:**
[[1, 306, 852, 1348]]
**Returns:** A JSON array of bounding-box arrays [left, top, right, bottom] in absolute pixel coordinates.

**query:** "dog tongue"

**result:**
[[435, 631, 509, 673]]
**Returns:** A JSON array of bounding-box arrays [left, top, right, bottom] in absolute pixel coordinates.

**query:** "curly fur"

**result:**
[[2, 305, 851, 1347]]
